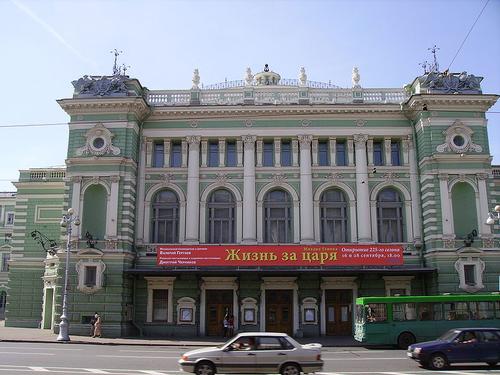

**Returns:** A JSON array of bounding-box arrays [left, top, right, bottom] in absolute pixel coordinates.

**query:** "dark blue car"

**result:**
[[407, 328, 500, 370]]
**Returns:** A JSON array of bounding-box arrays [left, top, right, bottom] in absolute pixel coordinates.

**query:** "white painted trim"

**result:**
[[260, 277, 299, 335], [320, 277, 358, 336], [200, 277, 238, 335], [145, 277, 176, 323]]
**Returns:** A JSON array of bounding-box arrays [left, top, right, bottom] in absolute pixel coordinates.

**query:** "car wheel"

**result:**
[[195, 362, 215, 375], [429, 353, 448, 370], [281, 363, 301, 375], [487, 362, 498, 367], [397, 332, 416, 349]]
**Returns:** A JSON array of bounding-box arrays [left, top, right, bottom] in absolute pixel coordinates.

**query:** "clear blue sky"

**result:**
[[0, 0, 499, 191]]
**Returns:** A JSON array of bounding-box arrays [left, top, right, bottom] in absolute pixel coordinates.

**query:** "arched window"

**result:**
[[207, 189, 235, 243], [451, 182, 477, 238], [377, 188, 404, 243], [320, 189, 348, 243], [82, 184, 107, 240], [151, 190, 179, 243], [263, 190, 293, 243]]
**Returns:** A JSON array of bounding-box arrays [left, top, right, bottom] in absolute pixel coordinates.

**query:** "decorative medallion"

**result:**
[[325, 173, 343, 181], [436, 120, 482, 153], [355, 119, 366, 127], [75, 123, 121, 157], [146, 174, 152, 180], [271, 173, 287, 184], [189, 120, 199, 128], [163, 173, 175, 183], [215, 172, 229, 184], [244, 119, 253, 127], [383, 172, 399, 182], [301, 119, 311, 127]]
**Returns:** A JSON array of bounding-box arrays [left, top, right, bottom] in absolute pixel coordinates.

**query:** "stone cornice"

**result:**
[[419, 153, 493, 167], [403, 94, 499, 120], [65, 157, 138, 169], [57, 97, 151, 120], [146, 103, 404, 121]]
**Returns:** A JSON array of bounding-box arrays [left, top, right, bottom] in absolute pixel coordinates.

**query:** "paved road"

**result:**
[[0, 342, 498, 375]]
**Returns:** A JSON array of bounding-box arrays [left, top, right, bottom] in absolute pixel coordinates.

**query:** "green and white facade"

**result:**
[[3, 66, 500, 338]]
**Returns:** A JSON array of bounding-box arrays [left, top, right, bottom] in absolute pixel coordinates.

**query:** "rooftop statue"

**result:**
[[419, 70, 482, 94], [72, 74, 129, 97], [352, 67, 361, 88]]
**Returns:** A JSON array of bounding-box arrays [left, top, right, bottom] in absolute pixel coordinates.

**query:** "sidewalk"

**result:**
[[0, 322, 362, 347]]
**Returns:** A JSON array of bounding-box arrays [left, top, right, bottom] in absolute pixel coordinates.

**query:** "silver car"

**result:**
[[179, 332, 323, 375]]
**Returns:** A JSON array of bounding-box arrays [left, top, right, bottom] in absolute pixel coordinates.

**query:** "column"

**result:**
[[407, 136, 422, 243], [219, 138, 226, 167], [329, 137, 336, 166], [438, 173, 454, 237], [384, 137, 392, 166], [136, 139, 146, 243], [311, 138, 319, 167], [107, 176, 120, 238], [274, 137, 281, 167], [163, 139, 171, 167], [298, 135, 315, 243], [242, 135, 257, 244], [477, 173, 491, 236], [354, 134, 372, 242], [71, 176, 82, 239], [185, 136, 201, 243]]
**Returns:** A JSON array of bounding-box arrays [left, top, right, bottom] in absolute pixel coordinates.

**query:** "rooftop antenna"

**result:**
[[428, 45, 440, 73], [110, 49, 123, 75]]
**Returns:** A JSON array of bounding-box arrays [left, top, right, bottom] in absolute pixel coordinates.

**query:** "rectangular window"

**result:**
[[393, 303, 417, 321], [373, 141, 383, 166], [84, 266, 97, 287], [208, 141, 219, 167], [170, 142, 182, 167], [366, 303, 387, 322], [336, 141, 346, 166], [6, 213, 14, 226], [153, 142, 164, 168], [263, 141, 274, 167], [318, 141, 329, 166], [444, 302, 469, 320], [464, 264, 476, 286], [417, 302, 434, 321], [281, 140, 292, 166], [1, 253, 9, 272], [469, 301, 495, 320], [153, 289, 168, 321], [226, 141, 237, 167], [391, 141, 401, 166]]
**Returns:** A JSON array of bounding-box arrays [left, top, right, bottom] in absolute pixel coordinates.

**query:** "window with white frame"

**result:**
[[146, 277, 175, 323], [207, 189, 235, 244], [301, 297, 318, 324], [454, 256, 485, 293], [1, 252, 10, 272], [320, 188, 348, 243], [376, 188, 404, 243], [75, 259, 106, 294], [151, 190, 179, 243], [263, 189, 293, 243], [6, 212, 14, 226]]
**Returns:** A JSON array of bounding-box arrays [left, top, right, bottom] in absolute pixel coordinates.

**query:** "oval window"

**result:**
[[453, 135, 465, 147], [92, 137, 105, 149]]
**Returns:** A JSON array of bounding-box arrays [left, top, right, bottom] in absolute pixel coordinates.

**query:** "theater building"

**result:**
[[4, 65, 500, 337]]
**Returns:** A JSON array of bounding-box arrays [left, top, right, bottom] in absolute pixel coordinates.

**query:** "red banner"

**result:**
[[156, 244, 403, 267]]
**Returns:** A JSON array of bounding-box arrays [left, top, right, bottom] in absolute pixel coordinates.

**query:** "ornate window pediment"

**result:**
[[76, 123, 121, 157], [436, 121, 482, 153]]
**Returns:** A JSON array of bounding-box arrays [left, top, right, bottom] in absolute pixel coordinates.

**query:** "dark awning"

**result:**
[[124, 266, 436, 277]]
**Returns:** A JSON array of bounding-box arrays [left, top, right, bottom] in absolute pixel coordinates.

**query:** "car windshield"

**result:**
[[438, 329, 460, 341]]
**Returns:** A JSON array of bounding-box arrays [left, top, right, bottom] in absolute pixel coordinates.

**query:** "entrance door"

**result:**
[[206, 290, 233, 336], [326, 289, 352, 336], [265, 290, 293, 335]]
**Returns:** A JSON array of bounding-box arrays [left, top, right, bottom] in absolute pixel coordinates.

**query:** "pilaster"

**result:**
[[354, 134, 371, 242]]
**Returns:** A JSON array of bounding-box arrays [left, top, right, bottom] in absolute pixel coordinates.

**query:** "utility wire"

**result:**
[[447, 0, 490, 71]]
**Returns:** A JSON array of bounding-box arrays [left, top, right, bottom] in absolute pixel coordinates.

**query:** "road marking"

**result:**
[[0, 346, 83, 351], [97, 355, 179, 359], [141, 371, 170, 375], [85, 370, 110, 374], [0, 351, 55, 355], [323, 357, 407, 361], [29, 367, 50, 372]]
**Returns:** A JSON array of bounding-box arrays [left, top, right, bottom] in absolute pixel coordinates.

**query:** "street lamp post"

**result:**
[[57, 208, 80, 342], [486, 205, 500, 225]]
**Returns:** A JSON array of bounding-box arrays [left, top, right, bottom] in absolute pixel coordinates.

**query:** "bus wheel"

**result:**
[[429, 353, 448, 370], [397, 332, 416, 349]]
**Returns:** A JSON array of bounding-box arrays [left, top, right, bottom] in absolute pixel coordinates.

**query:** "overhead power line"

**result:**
[[447, 0, 490, 71], [0, 122, 67, 129]]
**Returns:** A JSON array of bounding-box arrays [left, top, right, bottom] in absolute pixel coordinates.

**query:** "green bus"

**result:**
[[354, 294, 500, 349]]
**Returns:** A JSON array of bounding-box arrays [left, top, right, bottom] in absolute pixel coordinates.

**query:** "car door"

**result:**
[[221, 338, 258, 373], [476, 331, 500, 363], [254, 336, 294, 374], [447, 331, 480, 363]]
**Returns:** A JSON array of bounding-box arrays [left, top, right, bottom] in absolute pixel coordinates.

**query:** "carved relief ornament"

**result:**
[[436, 120, 482, 153], [76, 123, 121, 157]]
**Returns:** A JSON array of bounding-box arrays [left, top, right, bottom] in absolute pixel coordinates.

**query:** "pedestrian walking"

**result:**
[[92, 312, 102, 338], [89, 315, 96, 337], [223, 312, 229, 337], [228, 313, 234, 337]]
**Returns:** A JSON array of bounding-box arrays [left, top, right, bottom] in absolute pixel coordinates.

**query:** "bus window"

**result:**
[[496, 301, 500, 318], [470, 301, 495, 320], [418, 303, 433, 320], [444, 302, 469, 320], [433, 303, 443, 320], [366, 303, 386, 322], [355, 304, 365, 323], [393, 303, 416, 321]]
